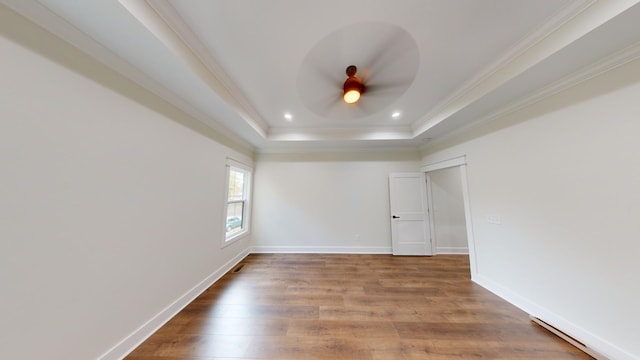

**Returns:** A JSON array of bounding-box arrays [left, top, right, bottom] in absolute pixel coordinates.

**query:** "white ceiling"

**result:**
[[5, 0, 640, 153]]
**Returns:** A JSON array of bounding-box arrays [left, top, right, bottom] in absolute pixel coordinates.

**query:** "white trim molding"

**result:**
[[97, 248, 251, 360], [425, 174, 437, 256], [252, 246, 392, 254], [420, 155, 466, 173], [435, 247, 469, 255], [474, 274, 637, 360], [0, 0, 254, 153], [420, 155, 478, 277], [459, 164, 478, 278], [424, 39, 640, 153], [410, 0, 636, 139], [118, 0, 269, 138]]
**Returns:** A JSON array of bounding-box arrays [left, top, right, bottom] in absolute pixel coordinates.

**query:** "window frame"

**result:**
[[222, 158, 252, 247]]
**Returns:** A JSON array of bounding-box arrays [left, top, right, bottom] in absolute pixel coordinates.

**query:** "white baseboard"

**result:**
[[474, 274, 636, 360], [100, 248, 636, 360], [251, 245, 392, 254], [435, 246, 469, 255], [98, 248, 251, 360]]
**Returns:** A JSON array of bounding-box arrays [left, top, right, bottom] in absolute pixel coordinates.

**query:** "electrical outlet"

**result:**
[[486, 215, 502, 225]]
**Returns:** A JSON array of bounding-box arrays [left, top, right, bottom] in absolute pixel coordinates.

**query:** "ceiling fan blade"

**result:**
[[359, 31, 408, 82], [358, 26, 419, 85], [356, 97, 385, 116], [308, 62, 343, 88], [357, 78, 414, 116], [365, 77, 414, 95], [307, 91, 343, 117]]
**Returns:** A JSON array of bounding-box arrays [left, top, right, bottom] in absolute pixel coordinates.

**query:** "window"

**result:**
[[223, 159, 251, 244]]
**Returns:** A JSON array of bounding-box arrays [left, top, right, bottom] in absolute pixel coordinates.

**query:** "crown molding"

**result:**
[[256, 144, 422, 157], [267, 125, 413, 142], [410, 0, 636, 138], [421, 39, 640, 153], [124, 0, 269, 138], [1, 0, 255, 153]]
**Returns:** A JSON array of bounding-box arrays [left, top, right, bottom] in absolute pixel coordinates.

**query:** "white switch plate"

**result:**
[[486, 215, 502, 225]]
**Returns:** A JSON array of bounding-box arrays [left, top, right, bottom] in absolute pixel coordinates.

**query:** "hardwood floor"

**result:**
[[126, 254, 591, 359]]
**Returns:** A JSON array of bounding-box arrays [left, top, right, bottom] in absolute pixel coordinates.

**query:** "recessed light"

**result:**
[[284, 113, 293, 121], [391, 111, 401, 119]]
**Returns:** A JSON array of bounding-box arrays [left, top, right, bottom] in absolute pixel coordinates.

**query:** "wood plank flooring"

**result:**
[[126, 254, 591, 359]]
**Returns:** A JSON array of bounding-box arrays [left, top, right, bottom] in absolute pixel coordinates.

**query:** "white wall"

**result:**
[[428, 167, 468, 254], [0, 7, 251, 360], [253, 153, 421, 253], [421, 56, 640, 360]]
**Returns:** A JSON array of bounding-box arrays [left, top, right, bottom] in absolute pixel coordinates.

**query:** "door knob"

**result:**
[[392, 215, 400, 219]]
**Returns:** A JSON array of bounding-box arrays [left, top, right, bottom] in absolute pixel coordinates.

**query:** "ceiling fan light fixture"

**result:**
[[343, 65, 364, 104], [343, 88, 362, 104]]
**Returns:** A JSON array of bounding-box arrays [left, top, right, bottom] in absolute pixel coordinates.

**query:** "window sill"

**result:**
[[222, 229, 250, 248]]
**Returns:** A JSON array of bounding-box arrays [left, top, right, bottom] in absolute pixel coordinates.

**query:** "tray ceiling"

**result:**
[[5, 0, 640, 153]]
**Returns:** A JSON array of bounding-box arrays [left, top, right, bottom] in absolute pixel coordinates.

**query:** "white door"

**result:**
[[389, 173, 432, 255]]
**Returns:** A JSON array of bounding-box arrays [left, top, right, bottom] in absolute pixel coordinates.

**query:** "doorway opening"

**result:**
[[421, 156, 477, 278], [427, 166, 468, 255]]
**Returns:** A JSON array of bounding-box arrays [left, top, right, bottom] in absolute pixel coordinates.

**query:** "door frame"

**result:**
[[420, 155, 477, 279], [424, 174, 437, 256]]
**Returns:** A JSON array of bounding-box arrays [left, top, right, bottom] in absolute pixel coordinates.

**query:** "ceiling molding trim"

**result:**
[[409, 0, 637, 138], [421, 39, 640, 153], [267, 127, 414, 142], [267, 133, 413, 142], [420, 156, 466, 173], [128, 0, 270, 138], [0, 0, 255, 153], [268, 125, 413, 134], [257, 145, 422, 156], [413, 0, 595, 132]]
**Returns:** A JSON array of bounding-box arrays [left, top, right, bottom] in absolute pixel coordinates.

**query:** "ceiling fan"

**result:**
[[297, 22, 419, 119], [343, 65, 365, 104], [340, 63, 411, 107]]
